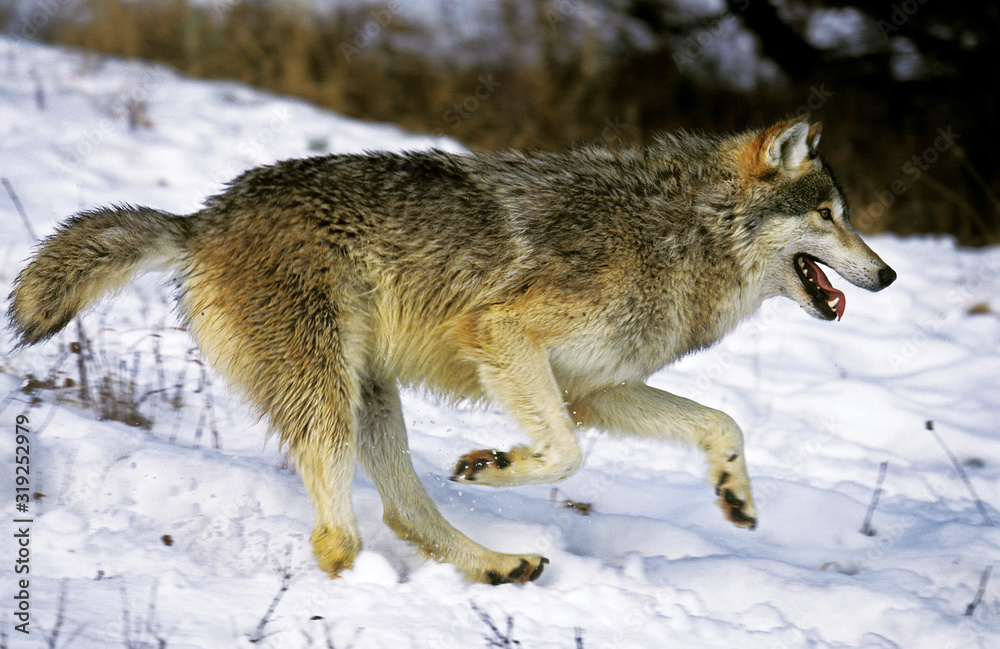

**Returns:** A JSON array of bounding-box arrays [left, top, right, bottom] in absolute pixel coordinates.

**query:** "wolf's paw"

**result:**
[[311, 525, 362, 578], [452, 448, 515, 482], [451, 445, 580, 487], [452, 446, 540, 485], [714, 470, 757, 529], [475, 556, 548, 585]]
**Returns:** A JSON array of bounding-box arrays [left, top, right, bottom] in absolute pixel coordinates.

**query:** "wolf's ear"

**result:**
[[807, 121, 822, 154], [756, 115, 823, 175]]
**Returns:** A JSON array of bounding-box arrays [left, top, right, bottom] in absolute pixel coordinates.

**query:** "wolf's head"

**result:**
[[733, 116, 896, 321]]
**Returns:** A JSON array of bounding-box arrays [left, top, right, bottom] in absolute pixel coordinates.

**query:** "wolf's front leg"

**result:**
[[358, 377, 547, 584], [452, 313, 582, 487], [571, 382, 756, 529]]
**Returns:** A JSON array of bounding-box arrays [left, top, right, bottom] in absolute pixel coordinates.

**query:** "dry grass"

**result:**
[[7, 0, 998, 244]]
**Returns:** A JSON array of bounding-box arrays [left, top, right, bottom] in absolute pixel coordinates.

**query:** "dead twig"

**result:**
[[2, 177, 38, 241], [859, 461, 888, 536], [964, 565, 993, 616], [38, 580, 86, 649], [550, 488, 594, 515], [926, 421, 994, 527], [470, 602, 522, 648], [248, 551, 294, 644]]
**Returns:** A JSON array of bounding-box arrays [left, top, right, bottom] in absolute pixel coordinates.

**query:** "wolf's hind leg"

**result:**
[[571, 382, 756, 529], [357, 376, 547, 584], [187, 285, 365, 575], [277, 346, 365, 577], [294, 438, 362, 577], [253, 364, 363, 577]]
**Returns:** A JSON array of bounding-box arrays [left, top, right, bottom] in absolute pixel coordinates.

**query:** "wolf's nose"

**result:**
[[878, 266, 897, 288]]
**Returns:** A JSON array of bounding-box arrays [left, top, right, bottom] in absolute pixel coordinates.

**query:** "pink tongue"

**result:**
[[808, 260, 846, 320]]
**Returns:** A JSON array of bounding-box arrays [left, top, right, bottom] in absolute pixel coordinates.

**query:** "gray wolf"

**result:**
[[7, 116, 896, 584]]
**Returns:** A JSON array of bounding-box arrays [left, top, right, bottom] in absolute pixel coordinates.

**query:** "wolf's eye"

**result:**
[[818, 208, 833, 221]]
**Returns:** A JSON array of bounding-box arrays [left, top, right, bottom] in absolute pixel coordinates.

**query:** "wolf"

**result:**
[[8, 116, 895, 584]]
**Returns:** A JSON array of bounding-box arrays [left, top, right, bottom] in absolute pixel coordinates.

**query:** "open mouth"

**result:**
[[794, 254, 846, 320]]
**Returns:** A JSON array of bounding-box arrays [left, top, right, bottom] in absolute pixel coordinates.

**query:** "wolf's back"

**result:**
[[7, 205, 188, 348]]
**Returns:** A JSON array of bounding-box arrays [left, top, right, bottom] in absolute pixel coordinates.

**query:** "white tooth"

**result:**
[[827, 297, 840, 309]]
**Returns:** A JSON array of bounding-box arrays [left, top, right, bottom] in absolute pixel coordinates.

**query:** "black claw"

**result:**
[[722, 488, 756, 528], [485, 557, 548, 585], [507, 559, 528, 581], [729, 508, 756, 527], [715, 471, 730, 494], [453, 451, 513, 481], [529, 557, 549, 581]]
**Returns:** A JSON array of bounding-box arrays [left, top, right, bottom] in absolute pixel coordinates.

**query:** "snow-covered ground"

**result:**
[[2, 37, 999, 648]]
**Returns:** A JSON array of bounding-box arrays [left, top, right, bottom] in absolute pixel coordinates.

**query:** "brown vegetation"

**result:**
[[7, 0, 998, 244]]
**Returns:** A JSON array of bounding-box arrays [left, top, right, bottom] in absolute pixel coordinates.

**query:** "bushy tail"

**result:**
[[7, 205, 189, 348]]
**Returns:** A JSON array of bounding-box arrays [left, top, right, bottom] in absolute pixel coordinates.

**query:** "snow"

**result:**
[[664, 12, 780, 92], [805, 7, 881, 56], [2, 36, 1000, 648]]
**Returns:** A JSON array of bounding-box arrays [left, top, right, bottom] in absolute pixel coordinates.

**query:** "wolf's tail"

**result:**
[[7, 205, 189, 348]]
